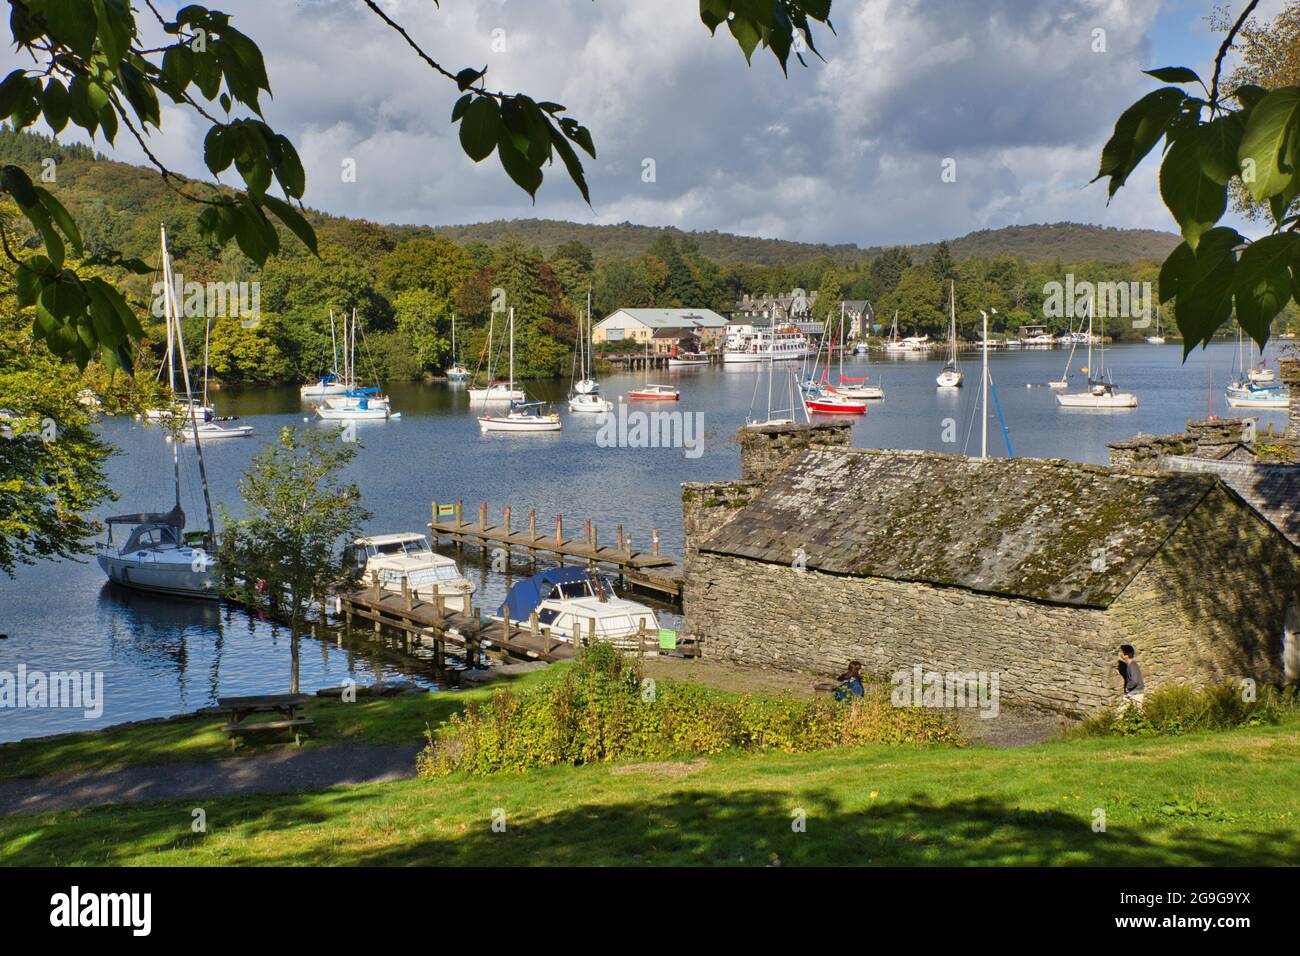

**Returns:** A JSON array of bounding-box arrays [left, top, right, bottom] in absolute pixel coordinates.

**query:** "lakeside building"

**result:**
[[681, 420, 1300, 716], [591, 309, 728, 349], [731, 291, 873, 337]]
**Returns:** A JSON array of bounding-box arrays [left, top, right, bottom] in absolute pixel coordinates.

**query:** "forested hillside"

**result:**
[[0, 127, 1207, 388]]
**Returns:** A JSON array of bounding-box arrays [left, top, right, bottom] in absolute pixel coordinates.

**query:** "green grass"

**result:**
[[3, 716, 1297, 866], [0, 668, 561, 781]]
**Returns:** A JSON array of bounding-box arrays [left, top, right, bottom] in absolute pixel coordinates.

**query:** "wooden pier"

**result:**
[[337, 577, 698, 667], [428, 501, 683, 601]]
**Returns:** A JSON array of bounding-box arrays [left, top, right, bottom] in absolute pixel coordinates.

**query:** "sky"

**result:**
[[6, 0, 1291, 248]]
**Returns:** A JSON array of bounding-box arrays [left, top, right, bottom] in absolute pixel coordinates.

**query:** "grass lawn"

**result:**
[[2, 716, 1297, 866], [0, 668, 560, 781]]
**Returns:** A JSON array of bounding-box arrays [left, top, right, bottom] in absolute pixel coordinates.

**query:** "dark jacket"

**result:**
[[1122, 660, 1144, 694]]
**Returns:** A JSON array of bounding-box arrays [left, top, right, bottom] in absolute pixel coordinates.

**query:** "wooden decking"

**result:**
[[428, 501, 682, 600]]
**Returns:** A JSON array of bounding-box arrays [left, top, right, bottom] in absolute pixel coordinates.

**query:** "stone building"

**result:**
[[682, 422, 1300, 715]]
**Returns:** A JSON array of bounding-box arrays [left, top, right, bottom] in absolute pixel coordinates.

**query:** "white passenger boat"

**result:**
[[346, 533, 475, 612], [723, 323, 811, 363], [498, 566, 659, 649]]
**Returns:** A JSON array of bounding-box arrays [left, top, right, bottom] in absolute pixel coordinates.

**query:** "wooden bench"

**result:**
[[217, 694, 313, 748]]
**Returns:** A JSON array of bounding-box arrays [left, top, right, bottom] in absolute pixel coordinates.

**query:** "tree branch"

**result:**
[[1210, 0, 1262, 109]]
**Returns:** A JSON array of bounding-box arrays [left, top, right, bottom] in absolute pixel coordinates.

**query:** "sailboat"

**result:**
[[628, 339, 680, 400], [97, 225, 221, 599], [479, 308, 562, 433], [1246, 339, 1276, 384], [1050, 311, 1081, 389], [1055, 296, 1137, 408], [446, 314, 471, 383], [178, 316, 252, 440], [828, 302, 882, 400], [144, 275, 214, 423], [468, 309, 525, 404], [1145, 305, 1166, 345], [1226, 328, 1289, 408], [569, 290, 613, 414], [316, 309, 395, 420], [936, 281, 963, 388], [300, 311, 348, 397]]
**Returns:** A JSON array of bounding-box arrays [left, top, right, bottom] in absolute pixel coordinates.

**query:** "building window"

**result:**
[[1285, 603, 1299, 684], [607, 329, 624, 342]]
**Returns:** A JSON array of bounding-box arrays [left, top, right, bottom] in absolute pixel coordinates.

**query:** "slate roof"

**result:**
[[597, 309, 727, 329], [698, 448, 1225, 608], [1161, 457, 1300, 547]]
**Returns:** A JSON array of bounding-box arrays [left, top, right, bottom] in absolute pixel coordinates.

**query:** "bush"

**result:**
[[1078, 682, 1299, 738], [417, 643, 962, 776]]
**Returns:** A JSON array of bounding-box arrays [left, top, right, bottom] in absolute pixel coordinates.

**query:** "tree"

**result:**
[[1094, 0, 1300, 353], [393, 287, 452, 372], [0, 277, 113, 575], [927, 241, 957, 283], [0, 1, 833, 370], [375, 237, 472, 299], [217, 427, 370, 693], [869, 247, 913, 298]]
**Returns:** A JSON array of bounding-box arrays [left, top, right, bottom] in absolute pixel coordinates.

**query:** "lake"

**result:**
[[0, 340, 1288, 742]]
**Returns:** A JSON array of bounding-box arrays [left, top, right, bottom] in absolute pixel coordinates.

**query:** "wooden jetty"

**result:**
[[428, 501, 683, 601], [337, 577, 697, 667]]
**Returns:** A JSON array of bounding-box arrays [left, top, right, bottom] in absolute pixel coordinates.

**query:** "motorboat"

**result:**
[[346, 533, 474, 612], [497, 566, 659, 649], [667, 351, 710, 368], [569, 392, 614, 414], [628, 383, 681, 401]]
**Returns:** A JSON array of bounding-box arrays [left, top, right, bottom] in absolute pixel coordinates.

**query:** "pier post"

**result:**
[[652, 529, 660, 556], [504, 505, 511, 536], [585, 517, 592, 545], [617, 525, 624, 552], [435, 593, 445, 622], [592, 525, 599, 552], [402, 575, 412, 612], [455, 499, 463, 528], [479, 501, 487, 531], [556, 513, 564, 546], [371, 578, 381, 601], [529, 509, 537, 542]]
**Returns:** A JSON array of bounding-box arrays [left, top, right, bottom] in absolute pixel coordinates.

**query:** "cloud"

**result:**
[[2, 0, 1214, 246]]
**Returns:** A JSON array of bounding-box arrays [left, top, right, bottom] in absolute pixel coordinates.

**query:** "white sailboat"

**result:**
[[446, 313, 471, 383], [936, 281, 964, 388], [178, 317, 252, 440], [468, 309, 525, 404], [479, 308, 562, 433], [746, 325, 809, 428], [569, 290, 613, 414], [1145, 305, 1166, 345], [299, 311, 348, 397], [316, 309, 395, 421], [144, 278, 214, 422], [1226, 328, 1289, 407], [1055, 296, 1137, 408], [1050, 311, 1081, 389], [830, 302, 883, 399], [98, 225, 220, 599]]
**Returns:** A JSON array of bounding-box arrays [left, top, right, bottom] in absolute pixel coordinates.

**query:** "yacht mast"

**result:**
[[981, 309, 989, 460]]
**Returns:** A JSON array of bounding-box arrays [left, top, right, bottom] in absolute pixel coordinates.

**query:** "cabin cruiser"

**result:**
[[498, 566, 659, 648], [97, 506, 218, 599], [346, 533, 475, 611], [479, 399, 563, 432]]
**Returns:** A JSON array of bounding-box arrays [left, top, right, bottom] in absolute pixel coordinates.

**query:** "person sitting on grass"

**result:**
[[834, 660, 865, 701], [1117, 645, 1145, 708]]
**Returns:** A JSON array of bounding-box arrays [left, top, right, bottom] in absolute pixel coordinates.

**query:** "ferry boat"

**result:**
[[723, 323, 811, 363], [498, 566, 659, 649], [345, 533, 475, 612]]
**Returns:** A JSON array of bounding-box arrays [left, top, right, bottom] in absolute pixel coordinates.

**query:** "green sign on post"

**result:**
[[658, 628, 678, 650], [437, 502, 455, 520]]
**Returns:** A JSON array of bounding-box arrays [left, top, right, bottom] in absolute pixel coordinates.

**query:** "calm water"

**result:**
[[0, 341, 1287, 742]]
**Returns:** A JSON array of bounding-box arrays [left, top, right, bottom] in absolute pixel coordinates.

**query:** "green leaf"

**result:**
[[1196, 112, 1246, 185], [1232, 234, 1297, 347], [46, 0, 99, 57], [41, 80, 71, 134], [260, 193, 318, 255], [1093, 88, 1187, 199], [700, 0, 730, 33], [1160, 134, 1226, 250], [0, 70, 31, 118], [35, 187, 84, 259], [0, 163, 39, 206], [1234, 84, 1268, 110], [1164, 228, 1243, 356], [162, 44, 195, 92], [458, 95, 501, 163], [547, 124, 591, 205], [1238, 87, 1300, 202], [728, 15, 762, 64], [1143, 66, 1201, 84], [496, 128, 542, 199], [204, 125, 235, 174]]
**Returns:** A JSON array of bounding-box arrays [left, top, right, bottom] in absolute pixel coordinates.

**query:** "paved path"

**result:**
[[0, 743, 423, 817]]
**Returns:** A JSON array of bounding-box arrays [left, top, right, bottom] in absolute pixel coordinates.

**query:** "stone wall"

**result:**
[[1107, 484, 1300, 687], [1108, 418, 1256, 469], [681, 480, 761, 563], [738, 420, 852, 483], [685, 551, 1117, 714], [1283, 358, 1299, 441]]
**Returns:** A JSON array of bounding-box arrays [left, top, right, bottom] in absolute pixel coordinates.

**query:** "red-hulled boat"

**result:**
[[806, 387, 866, 414]]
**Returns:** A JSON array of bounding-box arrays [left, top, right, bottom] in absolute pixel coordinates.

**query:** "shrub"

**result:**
[[417, 643, 963, 776], [1078, 682, 1299, 738]]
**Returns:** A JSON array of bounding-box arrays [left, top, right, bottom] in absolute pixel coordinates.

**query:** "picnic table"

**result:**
[[217, 693, 313, 748]]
